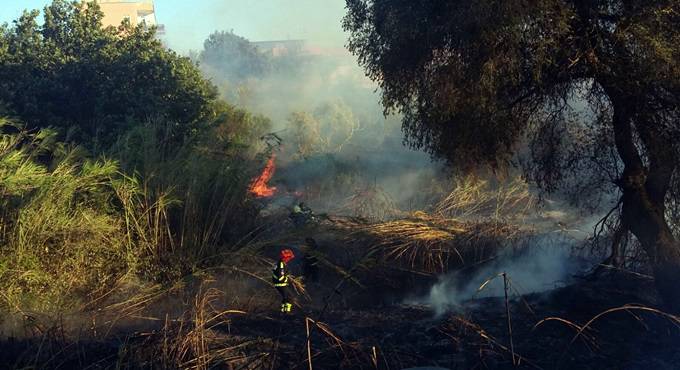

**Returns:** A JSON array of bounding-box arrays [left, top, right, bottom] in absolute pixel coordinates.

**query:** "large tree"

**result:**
[[0, 0, 217, 144], [343, 1, 680, 310]]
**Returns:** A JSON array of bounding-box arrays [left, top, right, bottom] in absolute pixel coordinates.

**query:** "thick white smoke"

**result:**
[[421, 233, 591, 315]]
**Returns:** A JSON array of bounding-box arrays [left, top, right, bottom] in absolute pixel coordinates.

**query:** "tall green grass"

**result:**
[[0, 119, 131, 313], [110, 105, 271, 280], [0, 104, 271, 314]]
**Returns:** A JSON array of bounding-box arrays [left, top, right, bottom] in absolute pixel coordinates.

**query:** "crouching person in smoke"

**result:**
[[290, 202, 314, 226], [273, 249, 295, 313]]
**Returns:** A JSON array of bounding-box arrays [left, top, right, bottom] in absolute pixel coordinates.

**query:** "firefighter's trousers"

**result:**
[[276, 285, 293, 312]]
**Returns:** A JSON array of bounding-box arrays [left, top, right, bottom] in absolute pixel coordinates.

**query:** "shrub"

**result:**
[[0, 119, 133, 312]]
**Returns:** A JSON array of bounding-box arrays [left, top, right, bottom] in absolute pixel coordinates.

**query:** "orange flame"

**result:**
[[249, 155, 277, 197]]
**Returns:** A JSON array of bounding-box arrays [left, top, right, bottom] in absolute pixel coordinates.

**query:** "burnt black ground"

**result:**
[[2, 272, 679, 369], [2, 215, 679, 369]]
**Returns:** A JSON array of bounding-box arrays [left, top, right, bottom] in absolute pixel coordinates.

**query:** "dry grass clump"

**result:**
[[328, 175, 534, 274], [117, 285, 268, 370], [353, 211, 526, 273], [435, 174, 535, 222]]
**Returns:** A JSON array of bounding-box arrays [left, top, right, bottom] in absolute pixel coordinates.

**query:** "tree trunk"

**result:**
[[608, 91, 680, 312], [610, 224, 627, 268], [621, 188, 680, 311]]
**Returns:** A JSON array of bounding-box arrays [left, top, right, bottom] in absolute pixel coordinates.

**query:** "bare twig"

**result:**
[[503, 273, 517, 366], [305, 317, 313, 370]]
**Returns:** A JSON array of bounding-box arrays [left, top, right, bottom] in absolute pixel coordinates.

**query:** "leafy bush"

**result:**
[[0, 0, 217, 145]]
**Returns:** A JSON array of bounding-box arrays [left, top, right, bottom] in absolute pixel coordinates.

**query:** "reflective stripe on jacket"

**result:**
[[272, 260, 288, 286]]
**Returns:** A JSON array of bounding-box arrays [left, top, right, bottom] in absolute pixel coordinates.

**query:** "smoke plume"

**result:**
[[420, 233, 592, 315], [197, 29, 445, 216]]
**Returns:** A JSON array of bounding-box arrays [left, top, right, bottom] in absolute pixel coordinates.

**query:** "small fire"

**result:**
[[249, 154, 277, 198]]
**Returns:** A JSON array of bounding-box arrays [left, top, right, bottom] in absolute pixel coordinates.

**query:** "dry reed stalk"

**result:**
[[297, 317, 355, 368], [502, 273, 517, 366], [123, 284, 251, 370], [357, 214, 467, 272], [289, 276, 310, 301], [534, 303, 680, 365], [435, 175, 535, 222], [531, 317, 598, 348], [370, 346, 378, 368], [306, 317, 313, 370], [230, 263, 311, 304], [447, 316, 540, 369]]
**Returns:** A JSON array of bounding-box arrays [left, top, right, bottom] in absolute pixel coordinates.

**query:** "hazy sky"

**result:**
[[0, 0, 350, 52]]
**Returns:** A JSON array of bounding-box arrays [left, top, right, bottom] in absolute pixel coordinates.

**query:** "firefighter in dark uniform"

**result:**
[[273, 249, 295, 313], [303, 238, 320, 283]]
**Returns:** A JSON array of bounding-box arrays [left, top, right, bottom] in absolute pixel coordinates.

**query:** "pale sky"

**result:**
[[0, 0, 350, 53]]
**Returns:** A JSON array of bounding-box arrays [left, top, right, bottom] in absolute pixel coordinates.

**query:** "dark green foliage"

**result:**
[[343, 0, 679, 172], [0, 0, 218, 144]]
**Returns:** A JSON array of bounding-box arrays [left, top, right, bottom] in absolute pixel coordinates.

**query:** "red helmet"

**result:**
[[279, 249, 295, 262]]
